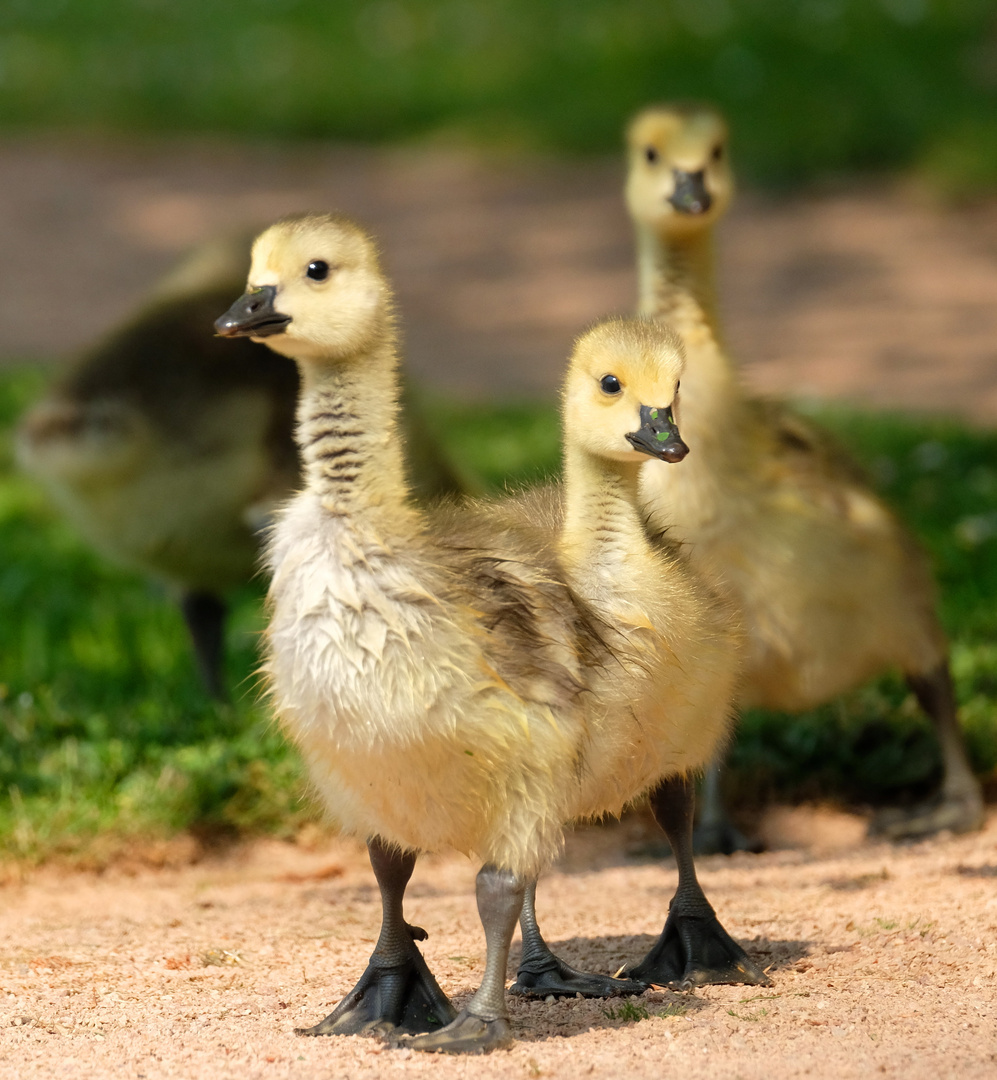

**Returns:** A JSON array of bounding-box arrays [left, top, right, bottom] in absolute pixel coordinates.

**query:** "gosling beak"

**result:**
[[668, 169, 712, 215], [626, 404, 689, 463], [214, 285, 292, 338]]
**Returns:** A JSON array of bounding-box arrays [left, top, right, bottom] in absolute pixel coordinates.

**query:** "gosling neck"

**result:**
[[560, 442, 654, 593], [295, 331, 417, 528], [635, 221, 746, 467], [635, 222, 720, 334]]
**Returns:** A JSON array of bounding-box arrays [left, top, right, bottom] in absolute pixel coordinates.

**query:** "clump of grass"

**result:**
[[727, 991, 780, 1021], [603, 1000, 651, 1023], [657, 1002, 689, 1019], [604, 999, 688, 1022]]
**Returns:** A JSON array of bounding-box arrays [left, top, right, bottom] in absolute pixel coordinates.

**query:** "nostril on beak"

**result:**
[[668, 169, 712, 215]]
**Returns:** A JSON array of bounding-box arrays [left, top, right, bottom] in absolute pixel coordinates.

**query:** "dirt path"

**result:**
[[1, 138, 996, 419], [2, 807, 995, 1079]]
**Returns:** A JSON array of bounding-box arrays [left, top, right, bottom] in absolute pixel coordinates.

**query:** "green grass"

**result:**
[[2, 1, 997, 191], [1, 367, 996, 862], [603, 1000, 651, 1022], [604, 1000, 687, 1022]]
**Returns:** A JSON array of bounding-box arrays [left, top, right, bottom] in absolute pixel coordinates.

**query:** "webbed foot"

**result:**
[[693, 819, 763, 856], [868, 790, 984, 842], [399, 1009, 512, 1054], [511, 954, 645, 999], [626, 910, 770, 989], [297, 938, 456, 1037]]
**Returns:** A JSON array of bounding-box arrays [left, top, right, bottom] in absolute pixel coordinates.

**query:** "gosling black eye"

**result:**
[[600, 374, 622, 395], [711, 144, 723, 162], [306, 260, 329, 281], [645, 146, 659, 164]]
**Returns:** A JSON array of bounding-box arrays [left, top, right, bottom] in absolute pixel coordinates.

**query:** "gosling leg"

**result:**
[[510, 880, 646, 998], [692, 755, 760, 855], [869, 661, 984, 840], [297, 837, 455, 1038], [179, 589, 227, 699], [404, 865, 523, 1053], [627, 774, 770, 988]]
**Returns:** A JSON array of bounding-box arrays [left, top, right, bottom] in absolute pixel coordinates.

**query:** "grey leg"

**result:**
[[510, 880, 645, 998], [870, 662, 984, 840], [627, 775, 770, 988], [404, 865, 523, 1053], [179, 590, 227, 699], [693, 755, 759, 855], [297, 837, 455, 1037]]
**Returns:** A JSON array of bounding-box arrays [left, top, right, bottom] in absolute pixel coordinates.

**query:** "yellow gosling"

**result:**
[[509, 318, 767, 999], [625, 103, 982, 845]]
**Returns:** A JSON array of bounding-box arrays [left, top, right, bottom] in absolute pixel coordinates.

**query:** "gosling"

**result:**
[[215, 213, 750, 1052], [625, 102, 983, 845], [17, 233, 462, 697], [507, 321, 769, 1000]]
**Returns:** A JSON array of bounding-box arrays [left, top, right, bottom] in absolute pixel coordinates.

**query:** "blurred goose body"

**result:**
[[625, 103, 982, 845]]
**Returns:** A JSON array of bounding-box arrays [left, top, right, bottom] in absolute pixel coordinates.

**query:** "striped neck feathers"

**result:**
[[295, 333, 419, 529]]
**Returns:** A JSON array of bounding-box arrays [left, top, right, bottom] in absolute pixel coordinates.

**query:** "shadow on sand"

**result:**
[[509, 931, 813, 987], [500, 933, 813, 1043]]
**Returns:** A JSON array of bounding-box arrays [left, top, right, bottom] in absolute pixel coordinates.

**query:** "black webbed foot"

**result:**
[[398, 1008, 512, 1054], [511, 954, 645, 999], [296, 939, 455, 1037], [626, 909, 770, 989], [868, 790, 984, 842]]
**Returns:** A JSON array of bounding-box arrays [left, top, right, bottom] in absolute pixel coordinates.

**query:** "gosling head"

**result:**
[[214, 213, 391, 363], [625, 103, 733, 236], [563, 318, 689, 465]]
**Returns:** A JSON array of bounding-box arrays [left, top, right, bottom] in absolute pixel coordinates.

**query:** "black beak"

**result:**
[[626, 404, 689, 463], [668, 169, 712, 215], [214, 285, 292, 338]]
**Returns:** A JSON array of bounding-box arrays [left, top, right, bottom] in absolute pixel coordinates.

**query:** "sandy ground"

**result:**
[[2, 807, 996, 1080], [1, 138, 996, 420]]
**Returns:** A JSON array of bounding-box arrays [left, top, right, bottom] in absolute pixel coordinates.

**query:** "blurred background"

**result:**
[[1, 0, 997, 868]]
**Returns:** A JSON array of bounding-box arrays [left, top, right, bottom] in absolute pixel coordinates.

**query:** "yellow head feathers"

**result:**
[[222, 213, 394, 364], [625, 103, 733, 236], [562, 318, 687, 465]]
